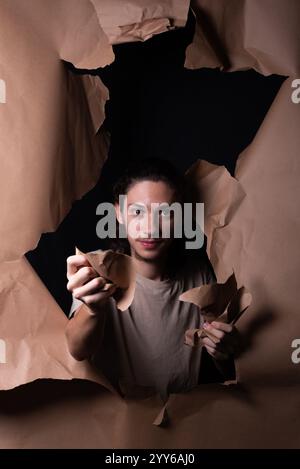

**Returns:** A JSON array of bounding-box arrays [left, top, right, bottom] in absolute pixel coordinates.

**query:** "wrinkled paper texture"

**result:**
[[1, 0, 300, 449], [92, 0, 190, 44], [179, 273, 252, 347], [0, 257, 118, 394], [76, 248, 136, 311], [186, 0, 300, 76]]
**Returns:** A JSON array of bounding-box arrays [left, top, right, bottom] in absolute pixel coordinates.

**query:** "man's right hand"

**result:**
[[66, 254, 117, 314]]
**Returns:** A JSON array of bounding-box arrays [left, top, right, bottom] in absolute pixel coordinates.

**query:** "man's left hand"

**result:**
[[201, 321, 241, 361]]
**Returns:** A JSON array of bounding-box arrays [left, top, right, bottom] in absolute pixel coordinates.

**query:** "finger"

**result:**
[[203, 336, 233, 355], [211, 321, 233, 333], [203, 323, 225, 342], [201, 337, 217, 349], [67, 255, 90, 278], [73, 277, 109, 299], [210, 323, 241, 350], [67, 266, 99, 291], [82, 284, 117, 306]]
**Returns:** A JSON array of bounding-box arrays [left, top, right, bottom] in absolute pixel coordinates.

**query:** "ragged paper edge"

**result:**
[[91, 0, 190, 44], [180, 273, 252, 348], [185, 0, 300, 76], [75, 247, 136, 311], [0, 257, 122, 394]]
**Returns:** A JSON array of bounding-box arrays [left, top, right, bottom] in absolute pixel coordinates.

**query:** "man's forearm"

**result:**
[[65, 301, 108, 361]]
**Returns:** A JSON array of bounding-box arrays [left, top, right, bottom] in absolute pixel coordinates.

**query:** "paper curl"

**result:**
[[180, 273, 252, 347], [76, 248, 136, 311]]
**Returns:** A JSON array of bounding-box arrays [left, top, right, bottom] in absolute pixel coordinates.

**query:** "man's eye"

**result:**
[[129, 207, 144, 216]]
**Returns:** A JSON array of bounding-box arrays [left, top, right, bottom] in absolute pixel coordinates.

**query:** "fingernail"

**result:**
[[203, 322, 209, 329]]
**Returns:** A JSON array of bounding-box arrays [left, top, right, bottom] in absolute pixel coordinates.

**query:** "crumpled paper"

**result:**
[[0, 0, 112, 263], [1, 0, 300, 450], [184, 161, 247, 263], [186, 78, 300, 387], [0, 257, 118, 394], [1, 0, 190, 263], [179, 272, 252, 347], [75, 247, 136, 311], [0, 0, 188, 390], [0, 0, 189, 429], [2, 380, 300, 448], [91, 0, 190, 44], [186, 0, 300, 76]]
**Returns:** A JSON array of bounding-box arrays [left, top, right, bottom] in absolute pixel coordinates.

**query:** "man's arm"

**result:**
[[66, 300, 112, 361], [65, 254, 116, 361]]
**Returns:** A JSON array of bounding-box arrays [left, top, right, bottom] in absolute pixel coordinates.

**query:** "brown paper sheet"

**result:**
[[75, 248, 136, 311], [185, 0, 300, 76], [231, 78, 300, 385], [0, 0, 113, 263], [186, 78, 300, 387], [180, 272, 238, 319], [185, 160, 246, 263], [1, 0, 300, 449], [0, 0, 188, 432], [0, 257, 118, 394], [91, 0, 190, 44], [0, 0, 190, 262], [1, 380, 300, 448], [179, 273, 252, 347]]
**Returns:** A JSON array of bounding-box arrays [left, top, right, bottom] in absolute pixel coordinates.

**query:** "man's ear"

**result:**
[[114, 203, 124, 224]]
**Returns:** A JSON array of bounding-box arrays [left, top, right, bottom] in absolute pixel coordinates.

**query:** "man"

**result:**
[[65, 158, 239, 401]]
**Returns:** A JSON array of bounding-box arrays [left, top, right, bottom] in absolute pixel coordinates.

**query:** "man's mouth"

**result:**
[[137, 239, 163, 249]]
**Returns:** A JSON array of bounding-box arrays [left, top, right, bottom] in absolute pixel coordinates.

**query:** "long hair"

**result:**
[[109, 157, 203, 279]]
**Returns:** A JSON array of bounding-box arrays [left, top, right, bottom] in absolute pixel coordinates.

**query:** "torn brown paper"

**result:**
[[1, 380, 300, 448], [0, 0, 190, 260], [187, 78, 300, 386], [180, 273, 252, 347], [0, 379, 168, 449], [92, 0, 190, 44], [185, 160, 246, 263], [76, 248, 136, 311], [1, 0, 300, 450], [180, 272, 238, 319], [0, 256, 118, 394], [185, 0, 300, 76], [0, 0, 113, 263], [0, 0, 188, 404]]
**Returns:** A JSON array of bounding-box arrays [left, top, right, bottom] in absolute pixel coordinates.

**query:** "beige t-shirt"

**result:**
[[70, 250, 215, 401]]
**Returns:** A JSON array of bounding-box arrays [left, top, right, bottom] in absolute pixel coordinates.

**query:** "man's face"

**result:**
[[115, 180, 179, 262]]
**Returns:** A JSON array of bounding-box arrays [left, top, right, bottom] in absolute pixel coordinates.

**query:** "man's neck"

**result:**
[[131, 250, 167, 281]]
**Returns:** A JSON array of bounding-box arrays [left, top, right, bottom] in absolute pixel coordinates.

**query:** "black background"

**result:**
[[26, 11, 284, 315]]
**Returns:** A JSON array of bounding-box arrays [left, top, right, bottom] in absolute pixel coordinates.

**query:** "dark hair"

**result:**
[[112, 157, 185, 206], [109, 157, 202, 279]]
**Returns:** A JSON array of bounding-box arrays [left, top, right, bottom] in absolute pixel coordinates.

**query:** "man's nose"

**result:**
[[143, 211, 161, 237]]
